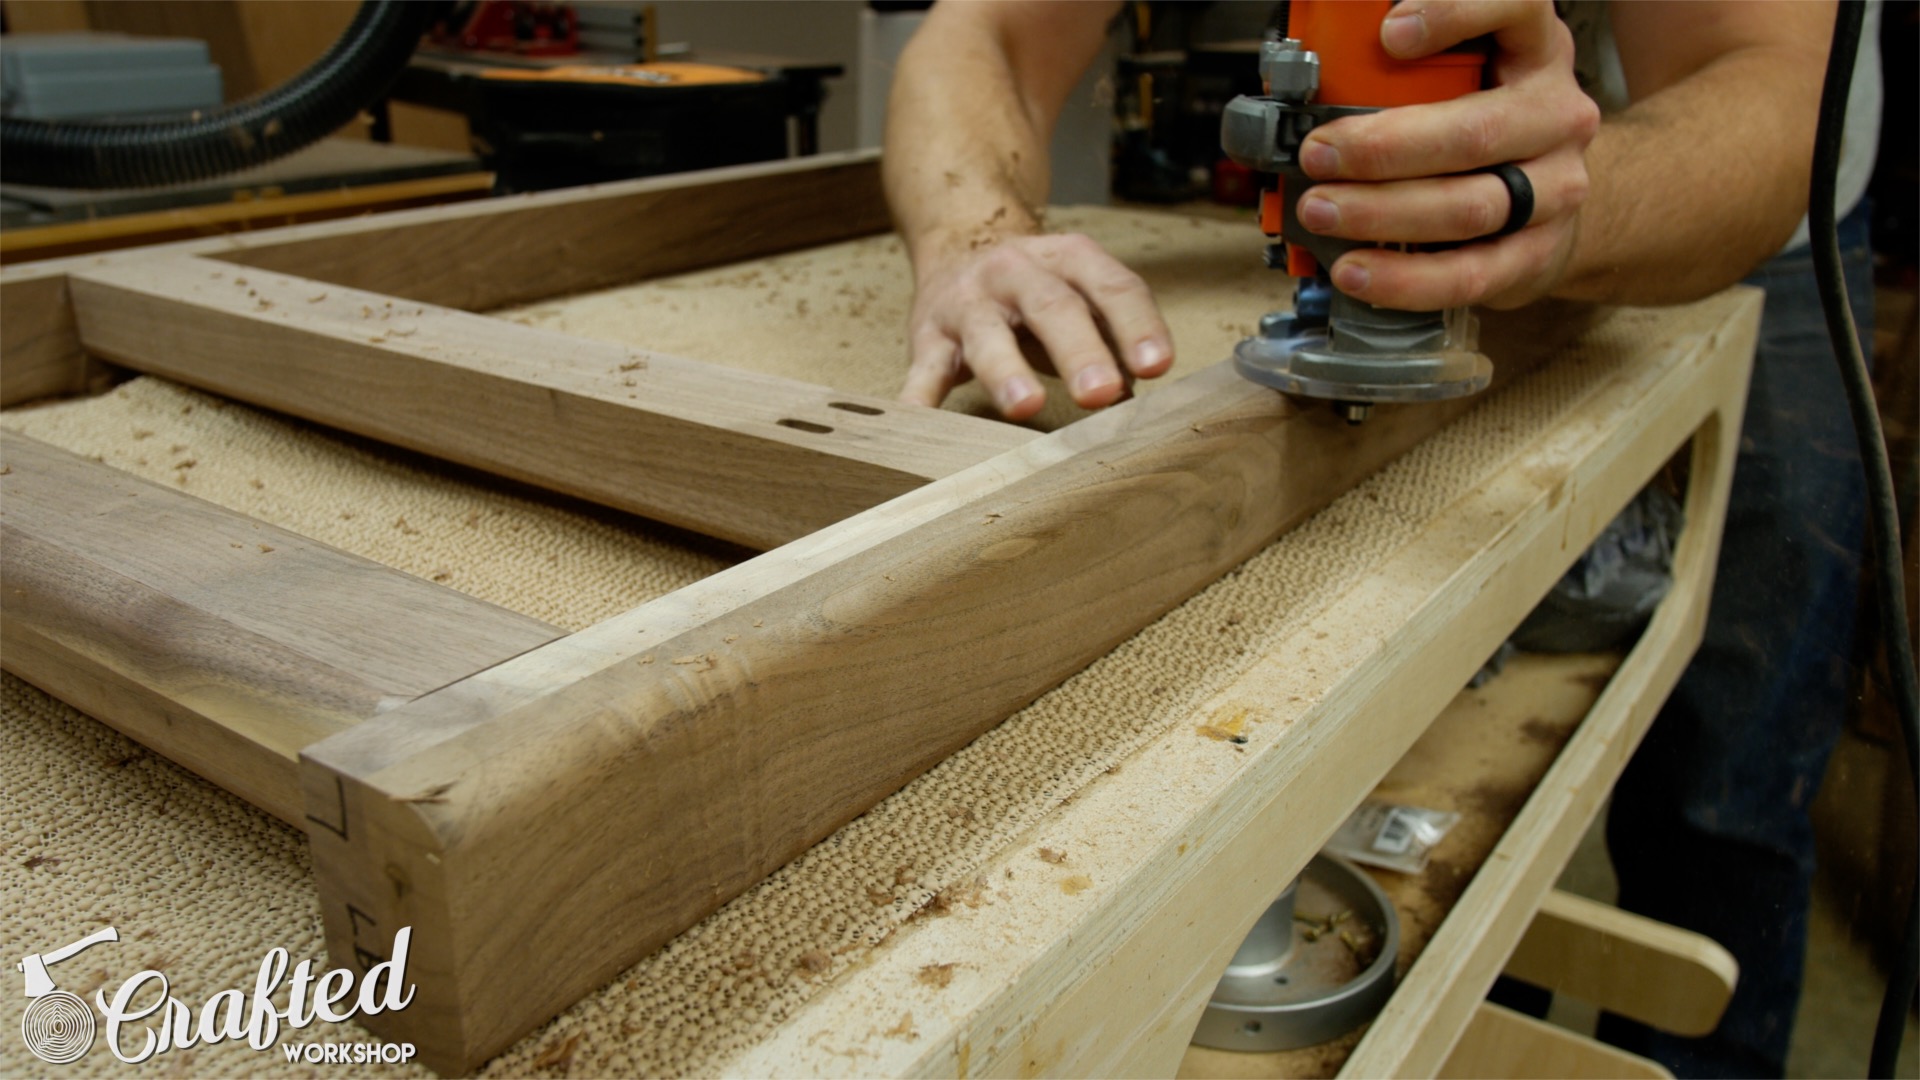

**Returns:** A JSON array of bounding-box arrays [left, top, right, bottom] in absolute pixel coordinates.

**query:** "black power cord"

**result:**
[[0, 1, 449, 189], [1810, 4, 1920, 1077]]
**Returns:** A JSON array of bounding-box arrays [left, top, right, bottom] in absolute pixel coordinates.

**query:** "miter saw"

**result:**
[[1221, 0, 1508, 423]]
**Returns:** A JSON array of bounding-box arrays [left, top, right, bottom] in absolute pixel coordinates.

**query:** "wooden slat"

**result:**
[[0, 431, 564, 824], [1438, 1003, 1673, 1080], [0, 271, 103, 405], [1340, 299, 1759, 1077], [1, 150, 890, 408], [66, 256, 1035, 550], [0, 172, 495, 265], [297, 324, 1577, 1071], [1504, 889, 1739, 1037]]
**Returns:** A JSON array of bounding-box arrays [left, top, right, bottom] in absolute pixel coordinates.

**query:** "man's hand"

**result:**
[[885, 0, 1168, 420], [900, 232, 1174, 421], [1293, 0, 1600, 311]]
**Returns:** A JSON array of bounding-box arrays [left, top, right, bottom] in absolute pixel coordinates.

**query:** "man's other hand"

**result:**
[[900, 232, 1174, 421]]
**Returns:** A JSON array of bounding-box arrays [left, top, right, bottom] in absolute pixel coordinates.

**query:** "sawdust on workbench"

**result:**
[[496, 206, 1281, 431], [0, 206, 1664, 1078]]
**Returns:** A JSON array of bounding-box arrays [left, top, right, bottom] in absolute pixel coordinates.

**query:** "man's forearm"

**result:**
[[884, 26, 1048, 271], [882, 3, 1113, 281], [1553, 6, 1831, 305]]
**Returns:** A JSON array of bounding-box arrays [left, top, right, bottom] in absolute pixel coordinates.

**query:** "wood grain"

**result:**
[[66, 255, 1033, 550], [1341, 299, 1758, 1077], [899, 303, 1753, 1080], [0, 431, 563, 824], [297, 333, 1568, 1071], [0, 173, 494, 265], [1, 151, 889, 407], [1504, 889, 1739, 1038], [1439, 1003, 1672, 1079], [0, 271, 107, 406]]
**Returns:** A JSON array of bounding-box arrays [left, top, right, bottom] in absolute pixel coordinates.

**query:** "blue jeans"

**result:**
[[1598, 205, 1876, 1078]]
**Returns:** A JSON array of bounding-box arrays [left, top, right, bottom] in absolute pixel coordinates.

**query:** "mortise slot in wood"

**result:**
[[829, 402, 885, 416], [777, 418, 835, 434]]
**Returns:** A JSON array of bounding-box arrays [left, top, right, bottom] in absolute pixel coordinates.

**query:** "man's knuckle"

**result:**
[[1563, 94, 1601, 143], [1088, 268, 1148, 300], [1544, 14, 1578, 60], [1457, 260, 1492, 305], [979, 244, 1031, 275], [1464, 193, 1500, 236], [1561, 166, 1591, 210], [1463, 109, 1502, 161], [1028, 284, 1087, 319], [1050, 232, 1099, 257]]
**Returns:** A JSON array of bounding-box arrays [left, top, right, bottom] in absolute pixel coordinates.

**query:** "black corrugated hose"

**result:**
[[0, 0, 447, 189], [1814, 3, 1919, 1077]]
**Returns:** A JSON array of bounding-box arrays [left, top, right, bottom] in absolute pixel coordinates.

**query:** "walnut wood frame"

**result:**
[[0, 150, 1761, 1075]]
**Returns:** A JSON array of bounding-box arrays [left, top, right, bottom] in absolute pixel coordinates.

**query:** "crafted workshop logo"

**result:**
[[16, 926, 419, 1065]]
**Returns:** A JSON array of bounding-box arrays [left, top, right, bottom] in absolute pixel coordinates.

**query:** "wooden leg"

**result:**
[[1439, 1002, 1673, 1080], [1503, 889, 1738, 1038]]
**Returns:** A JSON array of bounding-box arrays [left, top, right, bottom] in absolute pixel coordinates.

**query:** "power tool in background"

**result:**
[[1221, 0, 1500, 423]]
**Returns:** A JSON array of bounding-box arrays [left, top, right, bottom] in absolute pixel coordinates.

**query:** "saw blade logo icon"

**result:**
[[21, 991, 95, 1065]]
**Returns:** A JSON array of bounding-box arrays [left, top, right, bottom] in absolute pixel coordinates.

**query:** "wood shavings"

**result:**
[[532, 1032, 581, 1070]]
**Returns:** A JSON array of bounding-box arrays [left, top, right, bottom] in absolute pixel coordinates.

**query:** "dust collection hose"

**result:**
[[0, 0, 447, 189]]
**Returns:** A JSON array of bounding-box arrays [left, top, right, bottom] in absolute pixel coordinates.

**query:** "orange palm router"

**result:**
[[1221, 0, 1514, 424]]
